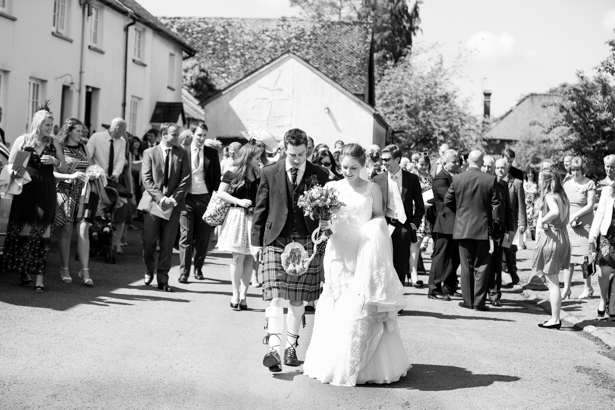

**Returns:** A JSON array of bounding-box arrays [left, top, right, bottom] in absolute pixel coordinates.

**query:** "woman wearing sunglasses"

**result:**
[[314, 149, 342, 181]]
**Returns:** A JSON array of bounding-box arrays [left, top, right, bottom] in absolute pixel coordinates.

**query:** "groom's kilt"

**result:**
[[261, 234, 324, 302]]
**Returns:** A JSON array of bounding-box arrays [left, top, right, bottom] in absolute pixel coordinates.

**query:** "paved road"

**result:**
[[1, 229, 615, 410]]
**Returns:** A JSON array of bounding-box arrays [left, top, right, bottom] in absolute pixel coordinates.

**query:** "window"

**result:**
[[27, 79, 42, 130], [89, 4, 100, 46], [134, 26, 144, 60], [167, 53, 175, 88], [0, 0, 8, 12], [53, 0, 67, 34], [129, 97, 140, 136]]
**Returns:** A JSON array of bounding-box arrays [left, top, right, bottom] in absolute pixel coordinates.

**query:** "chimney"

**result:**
[[483, 89, 492, 119]]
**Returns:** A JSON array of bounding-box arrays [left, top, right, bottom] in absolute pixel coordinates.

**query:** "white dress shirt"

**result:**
[[190, 145, 209, 195], [87, 131, 126, 179], [286, 160, 307, 186], [386, 168, 407, 223]]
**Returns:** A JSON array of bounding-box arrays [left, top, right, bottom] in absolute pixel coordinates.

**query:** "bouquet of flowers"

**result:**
[[280, 184, 345, 276]]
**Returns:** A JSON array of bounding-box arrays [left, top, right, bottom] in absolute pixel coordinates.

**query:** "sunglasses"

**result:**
[[381, 158, 392, 162]]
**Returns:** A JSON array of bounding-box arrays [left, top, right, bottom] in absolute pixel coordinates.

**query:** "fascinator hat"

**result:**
[[240, 126, 278, 154]]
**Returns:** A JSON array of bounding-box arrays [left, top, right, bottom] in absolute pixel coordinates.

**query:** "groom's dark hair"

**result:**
[[284, 128, 308, 148]]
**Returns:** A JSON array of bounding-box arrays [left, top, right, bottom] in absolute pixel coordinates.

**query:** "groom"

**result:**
[[374, 144, 425, 286], [251, 128, 330, 372]]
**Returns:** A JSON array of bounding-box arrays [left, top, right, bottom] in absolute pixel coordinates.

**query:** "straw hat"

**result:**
[[240, 126, 278, 154]]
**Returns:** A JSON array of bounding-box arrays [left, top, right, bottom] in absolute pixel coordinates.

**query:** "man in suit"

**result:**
[[430, 143, 450, 178], [427, 149, 461, 300], [252, 129, 329, 373], [502, 148, 524, 181], [444, 150, 500, 311], [139, 128, 158, 155], [141, 122, 191, 292], [178, 121, 221, 283], [374, 144, 425, 286], [483, 156, 515, 306], [495, 158, 527, 285]]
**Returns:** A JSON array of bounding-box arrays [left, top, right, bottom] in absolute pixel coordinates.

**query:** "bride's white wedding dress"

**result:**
[[303, 180, 411, 387]]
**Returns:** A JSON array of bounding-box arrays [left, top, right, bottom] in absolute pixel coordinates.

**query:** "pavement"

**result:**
[[1, 228, 615, 409]]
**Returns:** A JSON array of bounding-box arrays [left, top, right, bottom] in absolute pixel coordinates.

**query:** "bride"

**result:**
[[303, 143, 411, 386]]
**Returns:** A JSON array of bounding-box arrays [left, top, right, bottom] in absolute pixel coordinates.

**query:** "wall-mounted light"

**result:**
[[55, 73, 77, 91]]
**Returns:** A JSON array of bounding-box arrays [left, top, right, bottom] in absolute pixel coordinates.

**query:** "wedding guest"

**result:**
[[178, 129, 193, 151], [496, 158, 527, 285], [216, 144, 261, 309], [81, 124, 90, 141], [409, 153, 433, 287], [561, 157, 596, 299], [333, 140, 344, 153], [0, 106, 6, 145], [244, 129, 277, 168], [596, 155, 615, 202], [400, 157, 411, 171], [314, 149, 342, 181], [178, 121, 221, 283], [430, 143, 450, 178], [129, 136, 143, 205], [139, 128, 158, 154], [306, 136, 315, 162], [502, 148, 524, 181], [588, 161, 615, 320], [221, 142, 242, 174], [87, 118, 128, 254], [141, 122, 191, 292], [54, 118, 97, 286], [374, 144, 425, 287], [428, 149, 460, 300], [483, 156, 514, 306], [523, 167, 539, 248], [532, 168, 570, 329], [563, 155, 573, 184], [4, 107, 67, 292], [444, 150, 500, 311]]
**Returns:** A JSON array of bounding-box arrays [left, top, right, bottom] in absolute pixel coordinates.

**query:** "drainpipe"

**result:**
[[122, 14, 137, 119], [77, 2, 88, 120]]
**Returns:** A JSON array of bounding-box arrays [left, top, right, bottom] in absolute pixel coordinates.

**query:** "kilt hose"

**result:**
[[261, 234, 324, 302]]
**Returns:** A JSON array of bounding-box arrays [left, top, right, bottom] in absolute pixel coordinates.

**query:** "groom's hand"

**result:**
[[252, 246, 263, 263]]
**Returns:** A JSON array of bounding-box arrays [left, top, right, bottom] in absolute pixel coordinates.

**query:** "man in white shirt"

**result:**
[[87, 118, 129, 253], [430, 143, 450, 178], [178, 122, 221, 283]]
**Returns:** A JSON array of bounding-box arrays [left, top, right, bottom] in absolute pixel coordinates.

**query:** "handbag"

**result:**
[[203, 191, 231, 226], [582, 255, 596, 279]]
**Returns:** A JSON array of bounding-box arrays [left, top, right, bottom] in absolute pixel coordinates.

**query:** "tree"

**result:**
[[376, 44, 482, 155], [289, 0, 421, 69]]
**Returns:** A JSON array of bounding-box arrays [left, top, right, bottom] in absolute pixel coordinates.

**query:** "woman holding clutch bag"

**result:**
[[54, 118, 96, 286], [216, 144, 262, 310], [4, 106, 67, 293], [588, 155, 615, 320]]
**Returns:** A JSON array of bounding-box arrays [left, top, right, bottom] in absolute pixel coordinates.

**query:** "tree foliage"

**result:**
[[289, 0, 421, 68], [376, 45, 482, 154]]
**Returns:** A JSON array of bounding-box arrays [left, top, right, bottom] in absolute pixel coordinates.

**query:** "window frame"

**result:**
[[27, 79, 42, 131], [167, 52, 175, 89], [89, 3, 101, 46], [133, 26, 144, 61], [53, 0, 67, 35], [0, 0, 8, 12], [129, 96, 140, 136]]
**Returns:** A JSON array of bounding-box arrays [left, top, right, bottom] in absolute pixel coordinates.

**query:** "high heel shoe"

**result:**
[[230, 301, 240, 310], [538, 320, 561, 330], [60, 267, 72, 284], [561, 289, 571, 300], [78, 269, 93, 287], [239, 299, 248, 311], [578, 289, 595, 300]]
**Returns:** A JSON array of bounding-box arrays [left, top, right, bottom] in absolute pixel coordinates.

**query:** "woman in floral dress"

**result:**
[[523, 167, 539, 248], [407, 153, 433, 287], [4, 107, 66, 292]]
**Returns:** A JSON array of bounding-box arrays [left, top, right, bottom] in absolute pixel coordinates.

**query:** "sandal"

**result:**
[[60, 267, 72, 284], [20, 273, 34, 287], [34, 285, 45, 293], [78, 269, 94, 287]]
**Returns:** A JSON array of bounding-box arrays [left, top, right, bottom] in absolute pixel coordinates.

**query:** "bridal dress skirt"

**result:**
[[303, 283, 411, 387]]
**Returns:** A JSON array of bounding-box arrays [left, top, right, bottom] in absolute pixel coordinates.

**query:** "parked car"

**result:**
[[0, 141, 13, 255]]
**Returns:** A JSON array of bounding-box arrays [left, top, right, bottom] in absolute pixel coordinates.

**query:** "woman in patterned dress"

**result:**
[[531, 168, 570, 329], [4, 108, 67, 292], [55, 118, 96, 286], [588, 155, 615, 321], [561, 157, 596, 300], [522, 167, 539, 248], [216, 144, 262, 310]]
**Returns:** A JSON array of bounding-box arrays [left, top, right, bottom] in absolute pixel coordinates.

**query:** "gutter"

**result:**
[[122, 13, 137, 119]]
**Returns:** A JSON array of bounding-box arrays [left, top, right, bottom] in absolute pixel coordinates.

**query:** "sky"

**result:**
[[138, 0, 615, 117]]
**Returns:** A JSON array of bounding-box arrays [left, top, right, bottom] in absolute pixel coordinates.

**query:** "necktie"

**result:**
[[390, 173, 407, 224], [108, 139, 114, 177], [194, 148, 200, 169], [290, 167, 298, 185], [163, 149, 170, 188]]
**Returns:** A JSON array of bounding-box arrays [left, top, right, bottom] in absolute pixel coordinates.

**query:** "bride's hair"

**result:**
[[341, 143, 366, 166]]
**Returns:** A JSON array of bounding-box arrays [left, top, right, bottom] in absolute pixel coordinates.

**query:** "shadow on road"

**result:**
[[402, 310, 514, 322], [366, 363, 520, 391]]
